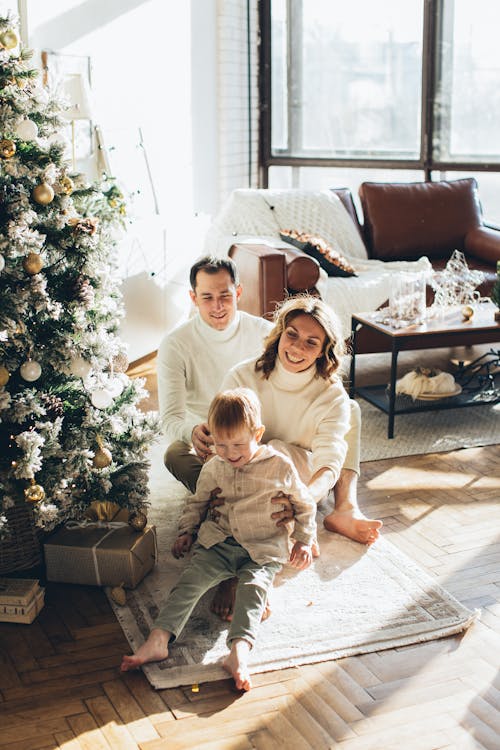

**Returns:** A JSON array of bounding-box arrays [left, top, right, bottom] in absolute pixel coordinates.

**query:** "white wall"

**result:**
[[18, 0, 260, 360]]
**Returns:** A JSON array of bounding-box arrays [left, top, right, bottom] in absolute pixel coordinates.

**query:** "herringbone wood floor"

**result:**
[[1, 351, 499, 750]]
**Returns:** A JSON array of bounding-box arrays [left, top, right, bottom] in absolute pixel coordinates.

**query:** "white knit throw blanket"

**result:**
[[204, 188, 432, 337]]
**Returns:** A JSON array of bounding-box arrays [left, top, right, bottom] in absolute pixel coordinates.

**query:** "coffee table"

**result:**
[[349, 301, 500, 438]]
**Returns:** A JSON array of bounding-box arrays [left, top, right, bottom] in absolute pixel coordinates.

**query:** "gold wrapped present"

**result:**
[[44, 523, 157, 588]]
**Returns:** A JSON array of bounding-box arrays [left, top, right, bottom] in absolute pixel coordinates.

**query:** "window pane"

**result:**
[[271, 0, 424, 159], [434, 1, 500, 163], [432, 171, 500, 226]]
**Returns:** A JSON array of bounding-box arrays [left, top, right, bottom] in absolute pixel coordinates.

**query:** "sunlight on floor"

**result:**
[[366, 465, 479, 491]]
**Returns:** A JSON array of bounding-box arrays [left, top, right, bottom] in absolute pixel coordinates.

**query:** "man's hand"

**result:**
[[207, 486, 225, 522], [289, 541, 313, 570], [172, 532, 194, 558], [271, 493, 295, 527], [191, 422, 213, 460]]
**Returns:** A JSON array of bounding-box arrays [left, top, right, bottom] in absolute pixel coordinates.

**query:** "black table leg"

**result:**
[[387, 340, 399, 439], [349, 318, 358, 398]]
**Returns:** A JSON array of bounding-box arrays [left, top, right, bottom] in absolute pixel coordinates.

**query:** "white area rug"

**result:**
[[109, 444, 478, 689], [359, 399, 500, 462]]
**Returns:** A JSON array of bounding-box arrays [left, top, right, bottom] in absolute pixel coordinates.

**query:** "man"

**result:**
[[157, 255, 382, 616]]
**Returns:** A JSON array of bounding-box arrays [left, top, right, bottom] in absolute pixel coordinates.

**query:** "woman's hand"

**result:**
[[271, 493, 295, 526], [172, 532, 194, 558], [191, 422, 213, 460], [289, 541, 313, 570]]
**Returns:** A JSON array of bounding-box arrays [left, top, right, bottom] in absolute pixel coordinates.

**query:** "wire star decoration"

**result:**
[[429, 250, 486, 308]]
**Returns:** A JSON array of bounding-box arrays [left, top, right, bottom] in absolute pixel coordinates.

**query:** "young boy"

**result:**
[[120, 387, 316, 691]]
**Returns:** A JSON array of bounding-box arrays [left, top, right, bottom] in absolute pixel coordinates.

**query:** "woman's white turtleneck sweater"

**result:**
[[222, 356, 350, 483], [158, 311, 272, 444]]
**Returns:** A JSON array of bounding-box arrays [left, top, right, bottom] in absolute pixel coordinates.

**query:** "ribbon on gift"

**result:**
[[65, 520, 129, 586]]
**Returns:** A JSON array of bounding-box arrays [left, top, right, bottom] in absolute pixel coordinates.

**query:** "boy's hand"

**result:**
[[172, 533, 194, 558], [207, 486, 225, 522], [289, 541, 313, 570]]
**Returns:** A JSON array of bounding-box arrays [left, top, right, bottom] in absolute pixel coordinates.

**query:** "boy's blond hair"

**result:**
[[208, 388, 262, 435]]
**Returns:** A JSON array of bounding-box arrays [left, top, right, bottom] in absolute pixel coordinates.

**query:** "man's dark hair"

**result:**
[[189, 255, 239, 290]]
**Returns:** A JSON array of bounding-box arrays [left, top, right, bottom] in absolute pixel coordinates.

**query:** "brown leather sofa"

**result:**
[[229, 178, 500, 353]]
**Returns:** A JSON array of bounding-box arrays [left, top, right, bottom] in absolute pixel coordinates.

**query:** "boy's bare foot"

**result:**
[[120, 628, 170, 672], [211, 579, 271, 622], [223, 639, 252, 691], [323, 511, 383, 546]]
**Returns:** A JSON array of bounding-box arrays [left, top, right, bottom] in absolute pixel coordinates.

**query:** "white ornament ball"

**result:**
[[91, 388, 113, 409], [70, 356, 92, 378], [20, 360, 42, 382], [15, 119, 39, 141], [107, 377, 124, 397], [0, 254, 4, 272]]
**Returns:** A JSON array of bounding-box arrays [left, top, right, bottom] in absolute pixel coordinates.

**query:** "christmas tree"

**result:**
[[0, 15, 158, 549]]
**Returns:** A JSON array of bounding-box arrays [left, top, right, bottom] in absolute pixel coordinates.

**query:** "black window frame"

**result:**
[[258, 0, 500, 188]]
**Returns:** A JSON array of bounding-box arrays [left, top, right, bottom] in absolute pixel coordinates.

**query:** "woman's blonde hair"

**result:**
[[255, 295, 344, 380], [208, 387, 262, 435]]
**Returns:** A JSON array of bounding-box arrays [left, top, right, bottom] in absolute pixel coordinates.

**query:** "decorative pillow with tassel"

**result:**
[[280, 229, 357, 278]]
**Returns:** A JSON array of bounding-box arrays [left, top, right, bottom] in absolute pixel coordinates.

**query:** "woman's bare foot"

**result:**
[[323, 511, 383, 545], [120, 628, 170, 672], [223, 638, 252, 691], [210, 578, 237, 621], [211, 578, 272, 622]]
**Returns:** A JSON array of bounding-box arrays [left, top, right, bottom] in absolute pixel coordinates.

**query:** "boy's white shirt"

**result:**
[[178, 444, 317, 565]]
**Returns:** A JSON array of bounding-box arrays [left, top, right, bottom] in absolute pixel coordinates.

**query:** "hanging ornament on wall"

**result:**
[[0, 138, 16, 158], [69, 355, 92, 378], [22, 252, 44, 275], [24, 478, 45, 503], [0, 253, 5, 272], [32, 182, 54, 205], [15, 118, 38, 141], [91, 387, 113, 410], [0, 28, 18, 50], [0, 365, 10, 387], [20, 359, 42, 382]]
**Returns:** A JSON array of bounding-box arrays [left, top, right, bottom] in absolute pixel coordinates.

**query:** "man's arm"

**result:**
[[157, 332, 198, 445]]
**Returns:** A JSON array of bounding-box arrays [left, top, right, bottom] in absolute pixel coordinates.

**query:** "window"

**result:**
[[261, 0, 500, 223]]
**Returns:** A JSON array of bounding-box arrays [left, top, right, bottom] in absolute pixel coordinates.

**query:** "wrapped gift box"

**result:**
[[44, 524, 156, 588], [0, 578, 45, 623]]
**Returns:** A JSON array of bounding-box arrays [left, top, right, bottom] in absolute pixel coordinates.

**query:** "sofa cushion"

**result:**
[[359, 178, 482, 261], [280, 230, 357, 277]]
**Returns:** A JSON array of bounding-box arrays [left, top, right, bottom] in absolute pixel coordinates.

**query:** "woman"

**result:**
[[222, 295, 350, 511]]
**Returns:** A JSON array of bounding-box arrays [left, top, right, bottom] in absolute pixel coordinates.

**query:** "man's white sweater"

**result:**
[[157, 311, 272, 444]]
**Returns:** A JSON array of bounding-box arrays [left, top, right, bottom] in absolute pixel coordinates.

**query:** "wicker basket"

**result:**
[[0, 504, 43, 574]]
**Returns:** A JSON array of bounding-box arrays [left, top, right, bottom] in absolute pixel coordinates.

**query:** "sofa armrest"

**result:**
[[465, 226, 500, 266], [229, 243, 287, 319]]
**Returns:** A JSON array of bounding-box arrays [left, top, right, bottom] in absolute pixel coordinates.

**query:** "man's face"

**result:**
[[190, 269, 242, 330]]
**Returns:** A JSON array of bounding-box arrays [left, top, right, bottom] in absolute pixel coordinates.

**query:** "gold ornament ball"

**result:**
[[32, 182, 55, 205], [462, 305, 474, 321], [0, 365, 9, 387], [22, 252, 44, 275], [110, 584, 127, 606], [92, 446, 113, 469], [129, 510, 147, 532], [24, 480, 45, 504], [60, 176, 74, 195], [0, 138, 16, 158], [0, 29, 18, 49]]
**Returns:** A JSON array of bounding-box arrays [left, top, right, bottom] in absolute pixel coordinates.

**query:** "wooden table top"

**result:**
[[352, 301, 500, 338]]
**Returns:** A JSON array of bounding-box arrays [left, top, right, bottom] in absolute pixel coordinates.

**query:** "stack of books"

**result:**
[[0, 578, 45, 624]]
